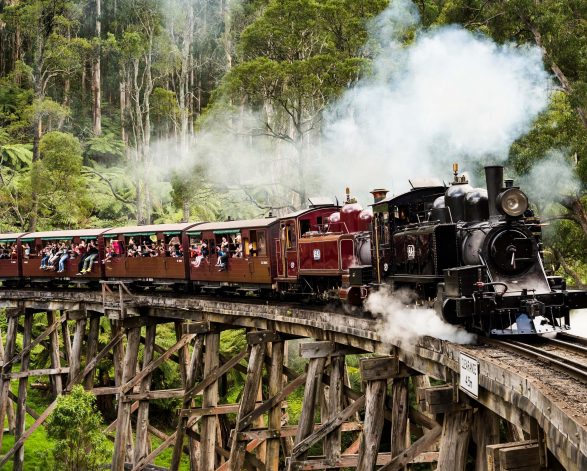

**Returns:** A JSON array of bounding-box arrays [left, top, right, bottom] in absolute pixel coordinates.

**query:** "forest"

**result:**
[[0, 0, 586, 284], [0, 0, 586, 468]]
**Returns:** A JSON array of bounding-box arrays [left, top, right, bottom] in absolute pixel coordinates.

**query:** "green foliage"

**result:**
[[31, 131, 91, 228], [46, 385, 110, 471], [85, 133, 126, 165]]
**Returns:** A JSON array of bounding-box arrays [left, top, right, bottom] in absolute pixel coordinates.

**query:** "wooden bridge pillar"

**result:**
[[290, 340, 331, 467], [169, 324, 205, 471], [13, 310, 33, 471], [0, 325, 16, 435], [228, 331, 267, 469], [133, 322, 156, 464], [423, 384, 473, 471], [390, 376, 409, 462], [472, 406, 500, 471], [356, 356, 397, 470], [84, 314, 101, 390], [0, 307, 20, 450], [47, 311, 64, 396], [200, 328, 220, 471], [324, 353, 345, 466], [112, 326, 141, 471], [266, 338, 284, 471]]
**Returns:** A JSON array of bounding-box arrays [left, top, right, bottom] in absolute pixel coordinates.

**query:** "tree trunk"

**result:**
[[92, 0, 102, 136], [561, 195, 587, 242]]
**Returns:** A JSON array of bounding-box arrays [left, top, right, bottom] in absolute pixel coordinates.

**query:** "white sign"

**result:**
[[459, 352, 479, 398], [407, 244, 415, 260], [313, 248, 321, 261]]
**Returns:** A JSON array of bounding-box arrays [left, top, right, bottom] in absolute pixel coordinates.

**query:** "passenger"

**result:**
[[221, 237, 229, 252], [78, 241, 99, 274], [77, 240, 88, 273], [191, 245, 205, 268], [218, 249, 229, 272], [47, 244, 61, 270], [40, 246, 51, 269], [57, 245, 69, 273], [215, 246, 224, 267], [23, 243, 30, 259], [248, 242, 257, 257], [102, 245, 114, 263], [234, 234, 242, 258]]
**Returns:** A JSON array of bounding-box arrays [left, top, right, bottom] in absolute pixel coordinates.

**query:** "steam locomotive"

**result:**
[[0, 164, 585, 337], [342, 164, 587, 336]]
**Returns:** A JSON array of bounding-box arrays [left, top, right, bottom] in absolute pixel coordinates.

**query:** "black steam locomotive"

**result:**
[[350, 164, 587, 336]]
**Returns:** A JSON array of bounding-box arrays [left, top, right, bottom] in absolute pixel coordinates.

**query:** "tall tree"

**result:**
[[91, 0, 102, 135], [217, 0, 387, 207]]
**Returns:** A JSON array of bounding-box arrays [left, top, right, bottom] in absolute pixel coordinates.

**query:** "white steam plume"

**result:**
[[519, 150, 580, 204], [322, 0, 550, 198], [570, 310, 587, 339], [151, 0, 552, 213], [366, 288, 476, 346]]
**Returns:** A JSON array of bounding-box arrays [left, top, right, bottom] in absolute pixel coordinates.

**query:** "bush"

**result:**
[[45, 385, 110, 471]]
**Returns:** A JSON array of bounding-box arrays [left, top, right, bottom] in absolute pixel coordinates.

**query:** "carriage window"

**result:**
[[249, 231, 258, 256], [165, 235, 182, 257]]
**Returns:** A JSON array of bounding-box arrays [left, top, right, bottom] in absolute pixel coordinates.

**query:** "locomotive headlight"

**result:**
[[496, 188, 528, 217]]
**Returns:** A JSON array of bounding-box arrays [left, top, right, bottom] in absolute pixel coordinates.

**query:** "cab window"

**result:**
[[300, 219, 311, 236], [285, 223, 296, 249]]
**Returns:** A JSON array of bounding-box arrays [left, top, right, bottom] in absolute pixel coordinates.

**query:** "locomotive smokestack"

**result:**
[[370, 188, 389, 203], [485, 165, 504, 218]]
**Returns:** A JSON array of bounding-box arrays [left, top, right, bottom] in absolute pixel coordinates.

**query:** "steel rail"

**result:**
[[482, 337, 587, 385]]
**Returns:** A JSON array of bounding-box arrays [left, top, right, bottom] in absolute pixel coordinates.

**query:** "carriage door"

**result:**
[[281, 220, 299, 278]]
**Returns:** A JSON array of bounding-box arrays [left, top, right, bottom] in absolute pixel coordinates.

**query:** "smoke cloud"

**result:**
[[365, 288, 476, 346], [152, 0, 553, 213], [518, 150, 580, 204], [570, 310, 587, 339], [322, 0, 550, 198]]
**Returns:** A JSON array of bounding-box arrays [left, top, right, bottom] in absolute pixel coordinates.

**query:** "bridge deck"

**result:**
[[0, 289, 585, 470]]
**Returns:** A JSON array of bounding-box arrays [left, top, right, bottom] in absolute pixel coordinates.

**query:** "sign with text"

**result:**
[[459, 352, 479, 398]]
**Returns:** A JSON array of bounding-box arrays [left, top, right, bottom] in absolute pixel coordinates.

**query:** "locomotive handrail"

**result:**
[[309, 222, 349, 235]]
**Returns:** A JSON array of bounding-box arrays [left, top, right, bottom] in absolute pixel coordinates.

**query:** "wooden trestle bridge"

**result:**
[[0, 285, 585, 471]]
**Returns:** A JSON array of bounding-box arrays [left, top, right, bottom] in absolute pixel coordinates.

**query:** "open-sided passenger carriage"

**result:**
[[188, 218, 280, 294], [0, 233, 29, 287], [21, 229, 109, 285], [102, 223, 200, 289]]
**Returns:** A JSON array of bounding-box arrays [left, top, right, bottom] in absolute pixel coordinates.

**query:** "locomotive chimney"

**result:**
[[485, 165, 504, 218], [370, 188, 389, 203]]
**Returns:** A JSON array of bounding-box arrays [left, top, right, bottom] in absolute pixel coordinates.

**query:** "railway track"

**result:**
[[483, 334, 587, 385]]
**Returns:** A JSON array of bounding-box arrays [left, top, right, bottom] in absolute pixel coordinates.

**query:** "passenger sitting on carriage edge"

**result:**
[[57, 245, 69, 273], [78, 241, 99, 274], [216, 246, 228, 271], [40, 245, 52, 269], [76, 240, 87, 273]]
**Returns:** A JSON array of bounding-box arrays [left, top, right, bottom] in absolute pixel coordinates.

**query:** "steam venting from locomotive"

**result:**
[[366, 289, 476, 346], [322, 0, 550, 200]]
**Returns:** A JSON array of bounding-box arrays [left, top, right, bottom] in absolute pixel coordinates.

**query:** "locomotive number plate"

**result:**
[[407, 245, 415, 260], [459, 352, 479, 399]]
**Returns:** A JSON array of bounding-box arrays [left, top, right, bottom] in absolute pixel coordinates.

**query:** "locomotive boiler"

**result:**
[[348, 164, 587, 336]]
